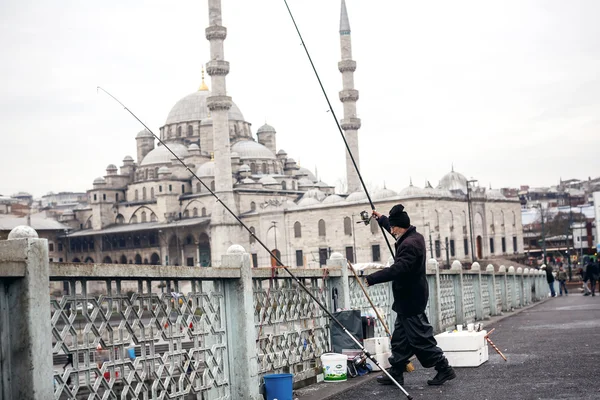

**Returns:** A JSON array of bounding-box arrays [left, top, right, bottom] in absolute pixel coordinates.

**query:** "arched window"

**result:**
[[282, 181, 287, 190], [196, 183, 201, 193], [181, 184, 185, 194], [294, 221, 302, 238], [183, 210, 189, 218], [187, 125, 193, 136], [250, 163, 257, 174], [318, 219, 326, 237], [262, 163, 267, 174], [141, 211, 147, 223], [131, 215, 138, 224], [193, 207, 198, 217], [86, 219, 92, 229], [201, 207, 207, 217], [142, 187, 147, 200], [103, 256, 112, 263], [150, 213, 157, 222], [344, 217, 352, 236], [84, 256, 94, 263], [177, 126, 182, 137], [120, 255, 127, 264], [144, 169, 148, 180], [249, 227, 256, 244], [116, 214, 125, 224], [210, 181, 215, 191], [250, 201, 256, 211], [134, 254, 142, 264], [154, 167, 159, 178], [134, 190, 139, 201]]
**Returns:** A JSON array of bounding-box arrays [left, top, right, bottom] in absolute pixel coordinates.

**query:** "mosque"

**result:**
[[61, 0, 524, 268]]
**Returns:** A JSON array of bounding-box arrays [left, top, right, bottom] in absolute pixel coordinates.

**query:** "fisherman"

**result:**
[[366, 204, 456, 386]]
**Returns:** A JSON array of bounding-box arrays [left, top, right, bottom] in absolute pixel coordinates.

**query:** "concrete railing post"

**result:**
[[221, 245, 261, 399], [327, 253, 350, 311], [450, 260, 464, 325], [498, 265, 509, 311], [523, 268, 530, 305], [426, 259, 442, 332], [471, 262, 484, 321], [516, 267, 524, 307], [486, 264, 500, 316], [508, 266, 517, 309], [0, 226, 53, 400]]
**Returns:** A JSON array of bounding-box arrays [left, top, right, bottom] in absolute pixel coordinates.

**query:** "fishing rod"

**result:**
[[97, 87, 413, 400], [282, 0, 396, 260]]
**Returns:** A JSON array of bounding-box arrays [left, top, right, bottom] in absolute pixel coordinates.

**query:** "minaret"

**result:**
[[205, 0, 240, 263], [339, 0, 361, 193]]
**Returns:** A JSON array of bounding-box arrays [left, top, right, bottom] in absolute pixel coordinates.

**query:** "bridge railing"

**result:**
[[0, 229, 549, 399]]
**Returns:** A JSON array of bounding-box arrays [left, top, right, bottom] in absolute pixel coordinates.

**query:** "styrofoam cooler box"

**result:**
[[434, 330, 487, 351], [444, 343, 488, 367], [364, 337, 391, 355], [365, 351, 391, 371]]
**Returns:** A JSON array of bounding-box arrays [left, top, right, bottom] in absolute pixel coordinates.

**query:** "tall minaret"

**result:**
[[205, 0, 240, 263], [339, 0, 361, 193]]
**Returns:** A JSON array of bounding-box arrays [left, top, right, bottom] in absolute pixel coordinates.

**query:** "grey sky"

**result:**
[[1, 0, 599, 198]]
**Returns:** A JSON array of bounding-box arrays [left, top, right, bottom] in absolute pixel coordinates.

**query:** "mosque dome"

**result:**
[[106, 164, 117, 171], [240, 177, 255, 184], [297, 167, 317, 182], [136, 129, 153, 139], [164, 91, 245, 125], [372, 187, 398, 200], [258, 175, 279, 186], [323, 194, 344, 204], [302, 188, 327, 202], [231, 140, 276, 160], [298, 178, 315, 188], [277, 149, 287, 156], [93, 177, 106, 185], [438, 169, 468, 193], [123, 155, 134, 162], [188, 143, 200, 151], [486, 189, 506, 200], [257, 123, 276, 133], [230, 151, 239, 158], [346, 190, 368, 202], [399, 183, 426, 197], [298, 197, 321, 207], [157, 166, 170, 175], [239, 164, 251, 173], [140, 143, 189, 166], [315, 181, 330, 189], [196, 161, 215, 177]]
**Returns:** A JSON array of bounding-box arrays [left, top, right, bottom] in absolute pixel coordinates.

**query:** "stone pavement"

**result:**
[[296, 294, 600, 400]]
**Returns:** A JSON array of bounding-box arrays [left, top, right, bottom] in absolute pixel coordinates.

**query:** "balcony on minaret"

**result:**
[[206, 95, 232, 111], [338, 60, 356, 73], [341, 118, 361, 131], [339, 89, 359, 103], [206, 60, 230, 76], [205, 25, 227, 41]]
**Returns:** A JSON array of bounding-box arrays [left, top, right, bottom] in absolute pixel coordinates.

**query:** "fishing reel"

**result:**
[[357, 210, 371, 225]]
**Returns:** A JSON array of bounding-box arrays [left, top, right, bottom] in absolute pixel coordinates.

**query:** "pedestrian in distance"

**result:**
[[365, 204, 456, 387], [545, 264, 556, 297], [587, 257, 599, 297], [556, 263, 568, 296], [579, 264, 591, 296]]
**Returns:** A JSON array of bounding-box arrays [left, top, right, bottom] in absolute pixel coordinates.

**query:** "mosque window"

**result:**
[[150, 187, 155, 199], [464, 238, 469, 256], [249, 163, 256, 174], [292, 181, 296, 190], [159, 185, 162, 193], [294, 222, 302, 238], [282, 181, 287, 190], [318, 219, 326, 237], [183, 210, 189, 218], [116, 193, 119, 202], [135, 190, 139, 201], [262, 164, 267, 174], [131, 215, 138, 224], [201, 207, 206, 217], [177, 126, 182, 137], [250, 201, 256, 211], [501, 237, 506, 253], [181, 184, 185, 194], [249, 227, 256, 244], [193, 208, 198, 217], [344, 217, 352, 236], [196, 183, 201, 193], [188, 125, 193, 136], [103, 193, 106, 201], [94, 194, 97, 201], [450, 239, 455, 257], [512, 236, 517, 253], [49, 243, 54, 252], [210, 181, 215, 191], [169, 185, 172, 192], [371, 245, 380, 262], [141, 211, 147, 223], [116, 214, 125, 224], [489, 238, 495, 254], [143, 187, 147, 200], [435, 240, 441, 258], [151, 213, 157, 222], [296, 250, 304, 267], [154, 167, 159, 178], [145, 169, 148, 180]]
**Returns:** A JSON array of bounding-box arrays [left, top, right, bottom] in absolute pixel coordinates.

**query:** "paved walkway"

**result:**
[[297, 294, 600, 400]]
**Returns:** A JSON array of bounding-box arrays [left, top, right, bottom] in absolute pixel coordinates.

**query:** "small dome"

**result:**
[[196, 161, 215, 177], [277, 149, 287, 155], [123, 155, 134, 162], [302, 188, 326, 202], [188, 143, 200, 151], [298, 197, 321, 207], [399, 183, 426, 197], [257, 123, 276, 133], [297, 167, 317, 182], [372, 187, 398, 200], [486, 189, 506, 200], [136, 129, 153, 138], [438, 169, 468, 193], [93, 177, 106, 185], [158, 166, 170, 175], [230, 151, 240, 158], [346, 190, 368, 202], [106, 164, 117, 170], [140, 143, 189, 166], [258, 175, 279, 185], [315, 181, 329, 189], [298, 177, 315, 188], [231, 140, 276, 160], [239, 164, 251, 172], [285, 158, 296, 164], [240, 177, 255, 184], [323, 194, 344, 204]]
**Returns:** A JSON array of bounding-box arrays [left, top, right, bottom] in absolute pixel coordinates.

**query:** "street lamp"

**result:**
[[466, 179, 478, 262], [534, 203, 547, 265], [424, 222, 434, 259]]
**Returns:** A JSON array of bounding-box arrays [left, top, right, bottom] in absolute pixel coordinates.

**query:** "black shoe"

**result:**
[[427, 365, 456, 386], [376, 370, 404, 385]]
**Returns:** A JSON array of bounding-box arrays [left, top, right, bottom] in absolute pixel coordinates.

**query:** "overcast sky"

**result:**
[[1, 0, 599, 198]]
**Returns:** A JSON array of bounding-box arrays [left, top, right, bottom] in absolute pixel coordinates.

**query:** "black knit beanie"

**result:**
[[388, 204, 410, 228]]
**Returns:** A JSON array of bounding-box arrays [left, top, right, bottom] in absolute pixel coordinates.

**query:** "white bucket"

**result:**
[[321, 353, 347, 382]]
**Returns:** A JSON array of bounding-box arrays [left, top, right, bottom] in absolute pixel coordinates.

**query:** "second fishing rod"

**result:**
[[98, 87, 413, 400]]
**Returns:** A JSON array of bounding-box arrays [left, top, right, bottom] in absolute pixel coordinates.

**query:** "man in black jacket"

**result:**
[[366, 204, 455, 386]]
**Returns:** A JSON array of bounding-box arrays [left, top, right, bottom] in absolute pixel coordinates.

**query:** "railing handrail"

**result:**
[[48, 262, 241, 279]]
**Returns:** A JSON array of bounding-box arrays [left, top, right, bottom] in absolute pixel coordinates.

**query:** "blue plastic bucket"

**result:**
[[263, 373, 293, 400]]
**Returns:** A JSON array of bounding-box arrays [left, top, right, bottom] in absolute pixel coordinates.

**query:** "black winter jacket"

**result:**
[[365, 216, 428, 316]]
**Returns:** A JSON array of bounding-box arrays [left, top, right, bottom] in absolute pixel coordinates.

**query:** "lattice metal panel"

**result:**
[[349, 278, 393, 338], [462, 274, 476, 322], [506, 277, 512, 308], [494, 277, 503, 311], [50, 279, 230, 400], [254, 277, 330, 381], [481, 276, 490, 317], [514, 276, 521, 307], [439, 275, 456, 328]]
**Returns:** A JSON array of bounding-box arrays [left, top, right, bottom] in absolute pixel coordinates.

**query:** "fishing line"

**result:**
[[97, 87, 412, 399], [282, 0, 395, 260]]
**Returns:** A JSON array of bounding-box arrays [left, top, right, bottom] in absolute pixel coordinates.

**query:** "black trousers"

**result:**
[[389, 313, 445, 370]]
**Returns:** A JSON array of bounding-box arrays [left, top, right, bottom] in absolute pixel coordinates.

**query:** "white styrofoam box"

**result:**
[[365, 351, 391, 371], [363, 337, 391, 355], [445, 344, 488, 367], [435, 330, 487, 352]]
